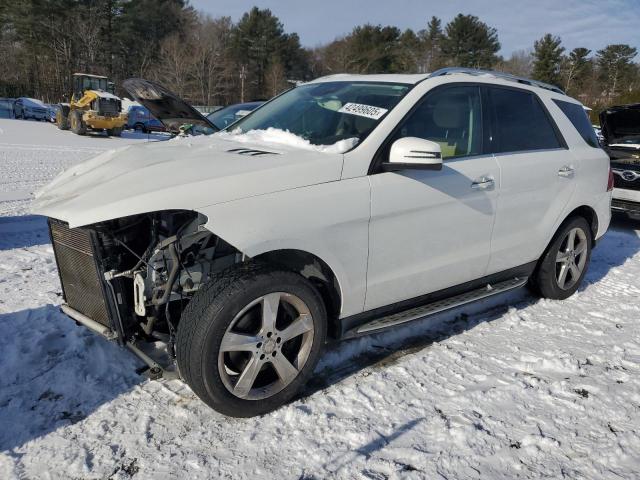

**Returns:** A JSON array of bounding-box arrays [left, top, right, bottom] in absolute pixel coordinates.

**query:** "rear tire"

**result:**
[[70, 110, 86, 135], [530, 216, 592, 300], [176, 262, 327, 417]]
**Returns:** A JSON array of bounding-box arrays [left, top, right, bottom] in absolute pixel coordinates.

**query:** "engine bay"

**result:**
[[88, 210, 240, 353]]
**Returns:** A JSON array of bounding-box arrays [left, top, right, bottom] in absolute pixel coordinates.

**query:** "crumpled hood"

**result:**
[[32, 135, 344, 227]]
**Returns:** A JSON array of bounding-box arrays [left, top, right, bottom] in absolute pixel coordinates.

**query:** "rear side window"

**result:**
[[553, 99, 600, 148], [488, 87, 562, 153]]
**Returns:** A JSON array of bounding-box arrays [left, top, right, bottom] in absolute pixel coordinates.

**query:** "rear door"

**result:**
[[484, 86, 576, 274]]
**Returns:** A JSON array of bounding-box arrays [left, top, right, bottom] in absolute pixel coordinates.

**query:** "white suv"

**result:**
[[34, 68, 612, 416]]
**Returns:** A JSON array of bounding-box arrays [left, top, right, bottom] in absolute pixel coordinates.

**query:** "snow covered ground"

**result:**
[[1, 118, 640, 479]]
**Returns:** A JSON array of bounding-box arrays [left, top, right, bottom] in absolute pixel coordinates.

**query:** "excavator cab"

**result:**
[[72, 74, 109, 100]]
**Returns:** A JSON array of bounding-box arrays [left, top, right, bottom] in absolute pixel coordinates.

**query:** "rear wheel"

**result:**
[[531, 216, 592, 300], [176, 263, 327, 417], [70, 110, 86, 135]]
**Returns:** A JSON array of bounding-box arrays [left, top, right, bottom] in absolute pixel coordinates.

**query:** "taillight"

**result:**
[[607, 168, 614, 192]]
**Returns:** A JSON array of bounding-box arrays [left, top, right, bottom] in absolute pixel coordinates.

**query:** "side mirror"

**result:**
[[382, 137, 443, 172]]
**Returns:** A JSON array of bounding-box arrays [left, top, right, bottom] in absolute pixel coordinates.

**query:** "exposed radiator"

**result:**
[[49, 219, 113, 327]]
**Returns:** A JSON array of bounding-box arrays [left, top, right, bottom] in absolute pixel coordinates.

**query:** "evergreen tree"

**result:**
[[532, 34, 565, 86], [441, 14, 500, 69], [596, 44, 637, 99], [562, 47, 591, 94], [418, 16, 445, 71], [231, 7, 303, 100]]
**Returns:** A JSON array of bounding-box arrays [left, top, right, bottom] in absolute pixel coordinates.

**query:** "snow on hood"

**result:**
[[32, 133, 345, 227], [213, 128, 359, 154]]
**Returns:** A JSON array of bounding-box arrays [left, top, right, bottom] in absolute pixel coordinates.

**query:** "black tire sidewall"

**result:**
[[535, 216, 592, 300], [181, 268, 327, 417]]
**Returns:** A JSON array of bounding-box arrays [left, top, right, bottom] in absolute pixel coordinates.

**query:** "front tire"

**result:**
[[531, 216, 592, 300], [177, 263, 327, 417], [70, 110, 87, 135]]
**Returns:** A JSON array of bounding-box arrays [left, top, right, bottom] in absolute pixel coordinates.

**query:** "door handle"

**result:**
[[558, 165, 575, 177], [471, 176, 495, 190]]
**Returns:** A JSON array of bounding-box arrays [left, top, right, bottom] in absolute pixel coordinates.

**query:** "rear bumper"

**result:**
[[611, 188, 640, 216]]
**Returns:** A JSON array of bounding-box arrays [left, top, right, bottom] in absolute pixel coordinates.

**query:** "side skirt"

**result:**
[[338, 261, 536, 339]]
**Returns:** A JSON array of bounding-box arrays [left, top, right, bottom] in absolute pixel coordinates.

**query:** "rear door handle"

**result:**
[[558, 165, 575, 178], [471, 176, 495, 190]]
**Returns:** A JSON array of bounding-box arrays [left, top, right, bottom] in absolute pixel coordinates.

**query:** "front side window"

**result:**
[[392, 85, 483, 159], [232, 81, 410, 147], [553, 99, 600, 148], [488, 87, 562, 153]]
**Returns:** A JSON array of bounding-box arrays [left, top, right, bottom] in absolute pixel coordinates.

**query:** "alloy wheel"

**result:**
[[218, 292, 315, 400], [555, 227, 588, 290]]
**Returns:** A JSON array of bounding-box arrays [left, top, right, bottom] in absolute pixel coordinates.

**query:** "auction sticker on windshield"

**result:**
[[338, 102, 388, 120]]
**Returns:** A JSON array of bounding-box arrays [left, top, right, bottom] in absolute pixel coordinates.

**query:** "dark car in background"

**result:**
[[206, 101, 263, 130], [126, 105, 165, 133], [14, 97, 49, 121], [0, 98, 14, 119], [600, 103, 640, 218]]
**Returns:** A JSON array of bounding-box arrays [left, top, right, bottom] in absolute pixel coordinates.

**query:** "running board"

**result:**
[[356, 277, 528, 334]]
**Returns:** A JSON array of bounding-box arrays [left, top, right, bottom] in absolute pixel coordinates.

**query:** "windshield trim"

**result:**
[[229, 81, 415, 154]]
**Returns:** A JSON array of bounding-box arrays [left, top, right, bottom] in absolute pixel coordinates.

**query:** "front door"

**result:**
[[365, 84, 499, 311]]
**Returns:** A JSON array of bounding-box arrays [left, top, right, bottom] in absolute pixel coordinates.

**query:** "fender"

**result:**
[[199, 177, 372, 318]]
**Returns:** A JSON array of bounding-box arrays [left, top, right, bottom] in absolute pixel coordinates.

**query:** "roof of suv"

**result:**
[[311, 68, 567, 97], [310, 73, 430, 85]]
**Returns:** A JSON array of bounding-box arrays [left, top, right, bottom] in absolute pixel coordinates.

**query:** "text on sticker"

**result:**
[[338, 103, 388, 120]]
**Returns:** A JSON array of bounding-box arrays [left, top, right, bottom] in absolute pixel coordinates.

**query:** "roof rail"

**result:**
[[429, 67, 565, 95]]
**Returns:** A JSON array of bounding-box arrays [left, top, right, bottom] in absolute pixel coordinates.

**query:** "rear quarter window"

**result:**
[[553, 99, 600, 148]]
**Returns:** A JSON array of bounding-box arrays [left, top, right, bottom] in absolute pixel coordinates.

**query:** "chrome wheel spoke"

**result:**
[[574, 241, 587, 256], [261, 292, 281, 332], [233, 357, 262, 398], [220, 332, 260, 353], [567, 229, 577, 251], [569, 262, 581, 279], [279, 314, 313, 343], [556, 251, 570, 263], [557, 263, 569, 289], [271, 353, 298, 385]]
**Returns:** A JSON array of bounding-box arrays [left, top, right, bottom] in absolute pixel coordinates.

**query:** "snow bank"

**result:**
[[216, 128, 359, 153]]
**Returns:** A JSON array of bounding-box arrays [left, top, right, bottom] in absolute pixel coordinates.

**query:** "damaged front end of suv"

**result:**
[[49, 210, 241, 377]]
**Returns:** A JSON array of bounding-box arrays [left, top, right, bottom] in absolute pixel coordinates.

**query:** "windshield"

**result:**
[[232, 81, 411, 146], [208, 103, 262, 130], [79, 76, 108, 91]]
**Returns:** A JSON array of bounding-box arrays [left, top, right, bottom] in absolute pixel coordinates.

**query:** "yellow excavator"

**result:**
[[57, 73, 128, 136]]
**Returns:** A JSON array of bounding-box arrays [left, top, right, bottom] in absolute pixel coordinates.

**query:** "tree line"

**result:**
[[1, 1, 638, 117]]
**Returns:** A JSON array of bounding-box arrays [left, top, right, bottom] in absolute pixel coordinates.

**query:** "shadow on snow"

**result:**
[[0, 215, 50, 251]]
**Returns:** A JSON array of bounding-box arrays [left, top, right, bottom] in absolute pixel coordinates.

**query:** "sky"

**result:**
[[191, 0, 640, 58]]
